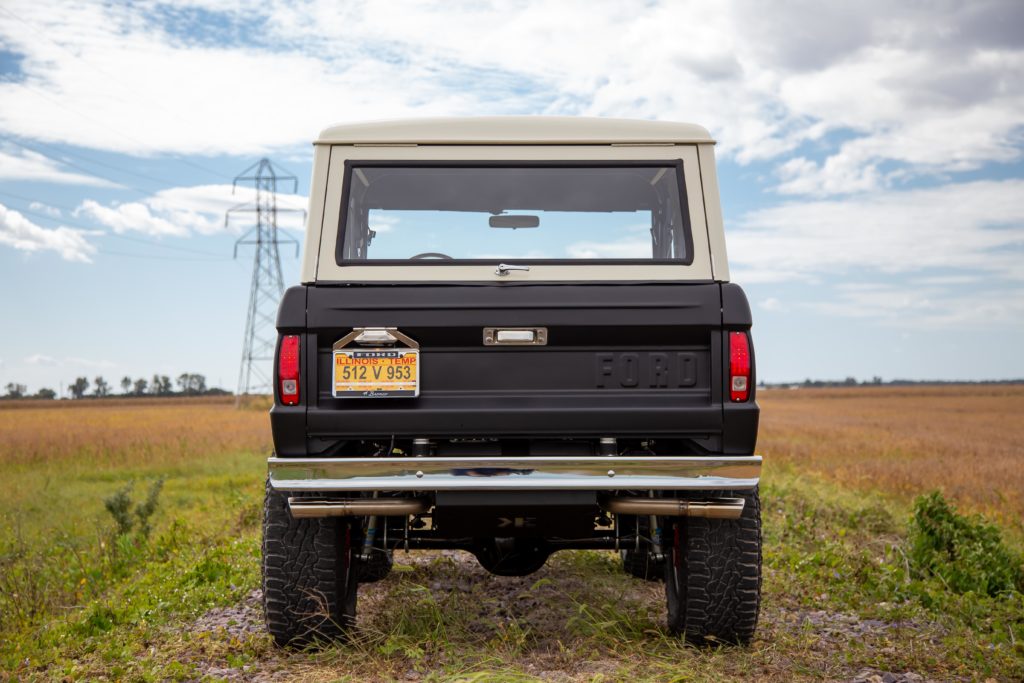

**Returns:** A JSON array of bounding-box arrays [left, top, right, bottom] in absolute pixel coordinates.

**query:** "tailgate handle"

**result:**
[[483, 327, 548, 346], [495, 263, 530, 276]]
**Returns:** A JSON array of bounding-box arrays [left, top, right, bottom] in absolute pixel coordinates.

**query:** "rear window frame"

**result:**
[[333, 160, 695, 267]]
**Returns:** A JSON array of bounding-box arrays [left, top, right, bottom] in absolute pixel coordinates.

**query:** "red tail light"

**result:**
[[729, 331, 751, 402], [279, 335, 300, 405]]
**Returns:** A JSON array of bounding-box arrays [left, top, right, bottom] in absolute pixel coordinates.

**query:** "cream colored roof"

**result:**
[[316, 116, 714, 145]]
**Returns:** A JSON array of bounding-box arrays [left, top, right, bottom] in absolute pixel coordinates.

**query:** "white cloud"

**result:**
[[0, 147, 119, 187], [912, 275, 980, 286], [76, 199, 187, 237], [729, 178, 1024, 283], [1, 182, 308, 259], [0, 0, 1018, 197], [565, 238, 650, 259], [810, 282, 1024, 329], [775, 155, 884, 197], [154, 184, 307, 235], [759, 297, 784, 311], [0, 2, 509, 156], [28, 201, 61, 218], [77, 184, 307, 238], [0, 203, 97, 262], [24, 354, 58, 366], [368, 212, 400, 234], [470, 250, 553, 260]]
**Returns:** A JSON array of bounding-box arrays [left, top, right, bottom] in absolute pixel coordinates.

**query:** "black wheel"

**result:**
[[620, 516, 664, 581], [473, 538, 551, 576], [621, 549, 663, 581], [262, 479, 358, 647], [355, 547, 393, 583], [664, 488, 762, 645]]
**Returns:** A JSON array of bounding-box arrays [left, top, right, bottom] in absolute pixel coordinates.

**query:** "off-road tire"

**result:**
[[620, 516, 664, 581], [664, 488, 761, 645], [356, 547, 393, 583], [621, 549, 663, 581], [262, 479, 358, 647], [473, 538, 551, 576]]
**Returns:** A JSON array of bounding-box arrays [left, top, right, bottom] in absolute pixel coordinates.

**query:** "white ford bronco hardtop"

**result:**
[[263, 116, 761, 646]]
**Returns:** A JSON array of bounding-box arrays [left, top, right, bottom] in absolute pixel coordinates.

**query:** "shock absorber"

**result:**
[[649, 491, 665, 563], [359, 492, 379, 562]]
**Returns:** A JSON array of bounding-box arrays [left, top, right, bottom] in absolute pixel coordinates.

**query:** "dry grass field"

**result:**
[[4, 385, 1019, 519], [0, 395, 269, 467], [0, 387, 1021, 681], [0, 396, 270, 553], [758, 385, 1024, 526]]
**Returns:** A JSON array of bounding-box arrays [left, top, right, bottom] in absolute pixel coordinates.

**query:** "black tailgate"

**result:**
[[301, 283, 723, 442]]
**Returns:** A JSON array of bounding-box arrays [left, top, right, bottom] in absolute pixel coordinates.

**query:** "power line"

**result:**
[[1, 134, 184, 188], [0, 190, 230, 259], [102, 233, 230, 258], [1, 134, 243, 202], [1, 134, 153, 196], [0, 186, 303, 235], [21, 210, 229, 261], [12, 78, 230, 184], [0, 189, 79, 212], [96, 248, 228, 262], [12, 80, 178, 169], [0, 207, 230, 263], [0, 5, 231, 182]]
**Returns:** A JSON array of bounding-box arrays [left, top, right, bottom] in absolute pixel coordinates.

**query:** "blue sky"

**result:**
[[1, 0, 1022, 394]]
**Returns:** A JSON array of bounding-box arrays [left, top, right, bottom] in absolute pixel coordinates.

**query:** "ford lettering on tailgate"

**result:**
[[595, 352, 698, 388]]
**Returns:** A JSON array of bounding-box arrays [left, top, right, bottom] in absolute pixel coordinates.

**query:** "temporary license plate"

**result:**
[[332, 348, 419, 398]]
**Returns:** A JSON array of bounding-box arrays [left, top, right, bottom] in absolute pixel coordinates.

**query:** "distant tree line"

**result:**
[[3, 373, 229, 400], [759, 377, 1024, 389]]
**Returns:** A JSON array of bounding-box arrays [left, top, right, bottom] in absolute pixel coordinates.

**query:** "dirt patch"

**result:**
[[170, 550, 953, 682], [189, 588, 264, 640], [848, 670, 928, 683], [768, 606, 942, 646], [762, 607, 943, 683], [178, 588, 277, 682]]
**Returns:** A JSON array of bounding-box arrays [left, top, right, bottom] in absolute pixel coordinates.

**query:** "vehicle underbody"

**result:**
[[271, 435, 760, 575]]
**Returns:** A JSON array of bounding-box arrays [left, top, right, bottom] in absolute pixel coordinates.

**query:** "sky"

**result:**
[[0, 0, 1022, 394]]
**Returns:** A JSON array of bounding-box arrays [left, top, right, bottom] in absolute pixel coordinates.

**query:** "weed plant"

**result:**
[[103, 478, 164, 538], [910, 491, 1024, 596]]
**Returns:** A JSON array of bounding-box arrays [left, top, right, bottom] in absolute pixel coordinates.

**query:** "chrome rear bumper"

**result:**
[[268, 455, 761, 492]]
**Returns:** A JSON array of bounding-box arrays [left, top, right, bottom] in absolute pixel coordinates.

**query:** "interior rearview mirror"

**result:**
[[489, 215, 540, 229]]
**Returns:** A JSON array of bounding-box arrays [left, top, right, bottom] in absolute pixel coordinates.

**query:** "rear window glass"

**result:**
[[336, 163, 692, 264]]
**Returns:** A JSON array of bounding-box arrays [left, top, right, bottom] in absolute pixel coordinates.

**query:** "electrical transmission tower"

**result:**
[[226, 159, 302, 402]]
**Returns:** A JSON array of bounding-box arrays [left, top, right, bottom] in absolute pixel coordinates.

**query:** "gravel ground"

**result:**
[[178, 550, 946, 682], [189, 588, 264, 640]]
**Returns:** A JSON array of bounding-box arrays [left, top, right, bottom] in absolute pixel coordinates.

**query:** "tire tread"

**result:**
[[665, 488, 762, 645], [262, 479, 356, 647]]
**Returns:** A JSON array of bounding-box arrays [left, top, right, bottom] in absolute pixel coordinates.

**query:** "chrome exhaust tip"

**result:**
[[288, 497, 429, 518], [601, 496, 745, 519]]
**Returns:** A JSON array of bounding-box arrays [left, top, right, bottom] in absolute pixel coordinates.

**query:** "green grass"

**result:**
[[2, 451, 1022, 680], [0, 449, 265, 677]]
